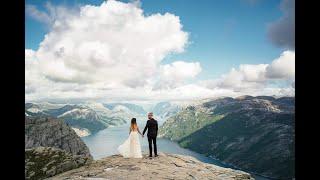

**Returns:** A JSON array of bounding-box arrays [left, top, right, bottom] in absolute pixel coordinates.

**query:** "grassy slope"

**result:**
[[177, 110, 294, 179], [159, 108, 224, 141]]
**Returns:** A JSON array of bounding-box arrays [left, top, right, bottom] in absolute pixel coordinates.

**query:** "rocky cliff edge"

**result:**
[[49, 153, 254, 180]]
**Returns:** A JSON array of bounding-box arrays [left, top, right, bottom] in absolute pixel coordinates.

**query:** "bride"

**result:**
[[117, 118, 143, 158]]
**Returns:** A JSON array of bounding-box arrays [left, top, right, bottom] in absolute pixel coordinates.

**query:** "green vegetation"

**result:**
[[177, 111, 294, 179], [160, 109, 224, 141], [25, 147, 85, 180], [159, 96, 295, 179]]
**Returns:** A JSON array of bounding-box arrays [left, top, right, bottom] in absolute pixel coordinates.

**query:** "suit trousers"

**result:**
[[147, 136, 157, 156]]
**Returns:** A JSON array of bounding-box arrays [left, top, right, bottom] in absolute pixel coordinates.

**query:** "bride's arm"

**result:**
[[129, 127, 131, 135], [137, 127, 143, 136]]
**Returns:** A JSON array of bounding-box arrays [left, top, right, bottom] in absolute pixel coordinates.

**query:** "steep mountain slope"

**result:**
[[25, 116, 93, 179], [159, 96, 295, 179], [54, 105, 125, 134], [25, 116, 92, 158]]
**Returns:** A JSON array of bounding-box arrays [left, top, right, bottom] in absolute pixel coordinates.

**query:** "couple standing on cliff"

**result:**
[[117, 112, 158, 159]]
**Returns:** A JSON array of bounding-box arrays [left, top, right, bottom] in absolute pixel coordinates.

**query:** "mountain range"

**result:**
[[25, 101, 181, 136], [152, 101, 181, 121], [159, 95, 295, 179], [25, 110, 253, 180], [25, 102, 148, 135], [25, 95, 294, 179]]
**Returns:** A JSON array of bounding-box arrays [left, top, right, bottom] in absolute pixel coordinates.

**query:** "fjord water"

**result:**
[[82, 123, 269, 180]]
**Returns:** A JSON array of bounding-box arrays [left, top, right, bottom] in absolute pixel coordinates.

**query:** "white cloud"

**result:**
[[25, 49, 41, 95], [26, 0, 194, 102], [218, 64, 268, 90], [154, 61, 202, 89], [201, 51, 295, 95], [266, 50, 295, 79], [33, 0, 188, 88], [26, 0, 295, 103], [161, 61, 202, 80]]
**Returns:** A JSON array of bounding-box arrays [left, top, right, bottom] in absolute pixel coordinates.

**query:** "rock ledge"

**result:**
[[49, 153, 254, 180]]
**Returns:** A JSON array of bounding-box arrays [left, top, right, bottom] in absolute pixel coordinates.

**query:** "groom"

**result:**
[[143, 112, 158, 158]]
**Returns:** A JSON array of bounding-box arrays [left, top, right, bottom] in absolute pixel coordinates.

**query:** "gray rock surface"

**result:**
[[25, 116, 92, 159], [49, 153, 254, 180], [25, 147, 91, 180], [25, 116, 93, 179]]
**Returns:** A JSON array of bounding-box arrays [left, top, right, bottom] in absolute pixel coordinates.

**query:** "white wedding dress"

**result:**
[[117, 130, 143, 158]]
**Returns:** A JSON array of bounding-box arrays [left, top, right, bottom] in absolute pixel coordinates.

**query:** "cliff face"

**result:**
[[49, 153, 254, 180], [25, 116, 92, 158], [159, 96, 295, 179], [25, 116, 93, 179]]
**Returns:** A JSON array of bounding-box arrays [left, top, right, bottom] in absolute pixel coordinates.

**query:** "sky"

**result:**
[[25, 0, 295, 103]]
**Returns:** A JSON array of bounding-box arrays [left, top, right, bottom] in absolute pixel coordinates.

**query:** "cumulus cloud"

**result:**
[[220, 64, 268, 88], [26, 0, 194, 101], [266, 50, 295, 79], [154, 61, 202, 89], [32, 0, 188, 88], [26, 0, 295, 103], [201, 50, 295, 94], [25, 49, 41, 95], [268, 0, 295, 49]]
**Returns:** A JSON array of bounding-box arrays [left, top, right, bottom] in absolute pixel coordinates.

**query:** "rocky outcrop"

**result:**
[[25, 116, 92, 159], [25, 147, 91, 180], [160, 96, 295, 179], [49, 153, 254, 180], [25, 116, 93, 179]]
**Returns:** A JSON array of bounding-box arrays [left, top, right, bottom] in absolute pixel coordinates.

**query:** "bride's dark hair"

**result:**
[[130, 118, 137, 130]]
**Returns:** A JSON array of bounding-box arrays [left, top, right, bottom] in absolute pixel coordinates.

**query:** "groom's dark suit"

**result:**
[[143, 118, 158, 156]]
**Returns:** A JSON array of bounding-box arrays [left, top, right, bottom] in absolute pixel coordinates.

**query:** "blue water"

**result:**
[[82, 124, 270, 180]]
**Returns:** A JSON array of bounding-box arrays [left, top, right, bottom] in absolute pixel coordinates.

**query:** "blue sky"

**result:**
[[26, 0, 284, 80], [25, 0, 295, 102]]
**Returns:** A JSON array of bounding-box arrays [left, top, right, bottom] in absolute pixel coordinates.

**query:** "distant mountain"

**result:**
[[54, 105, 114, 133], [101, 103, 147, 121], [25, 103, 125, 135], [159, 96, 295, 179], [152, 101, 181, 120], [25, 102, 147, 135], [104, 103, 147, 115], [25, 116, 93, 179]]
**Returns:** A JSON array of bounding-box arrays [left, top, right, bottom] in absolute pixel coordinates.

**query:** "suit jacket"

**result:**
[[143, 118, 158, 138]]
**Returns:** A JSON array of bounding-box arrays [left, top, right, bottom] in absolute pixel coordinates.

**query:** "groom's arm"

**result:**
[[155, 121, 158, 136], [143, 120, 148, 135]]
